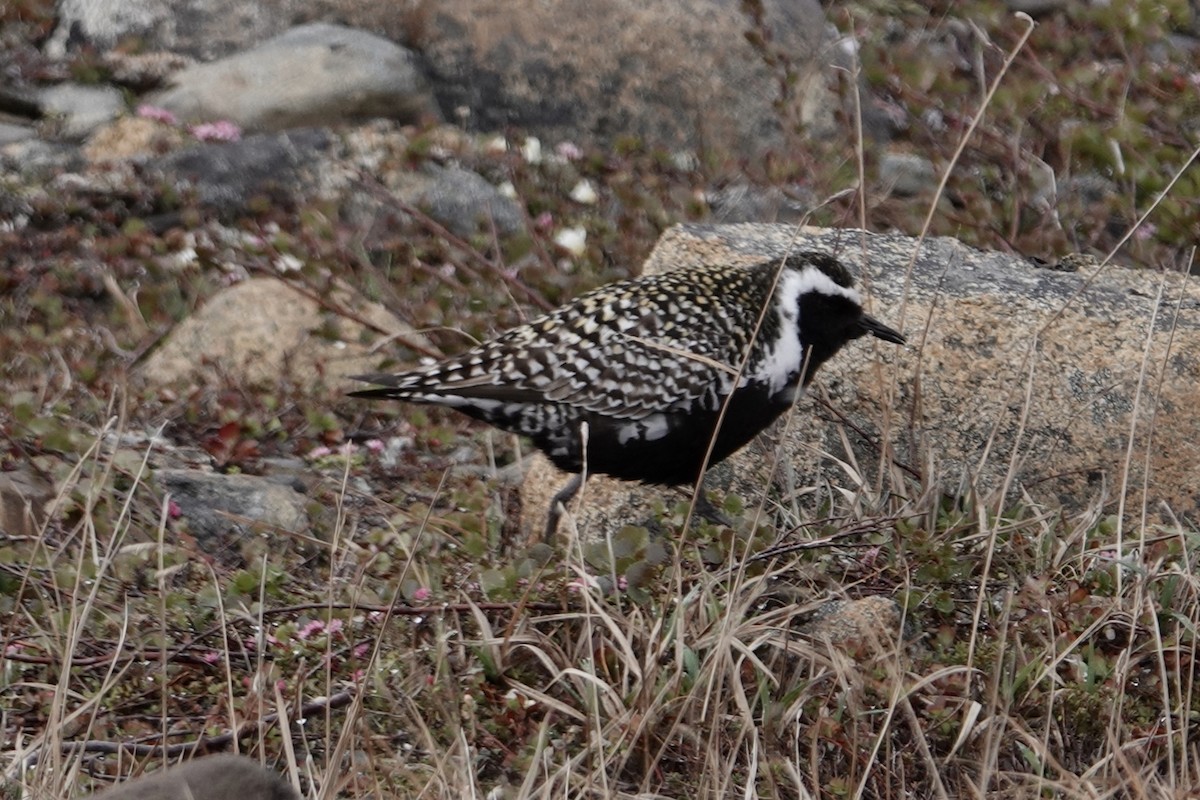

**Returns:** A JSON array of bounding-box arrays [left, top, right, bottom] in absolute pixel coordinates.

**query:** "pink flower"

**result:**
[[201, 651, 221, 664], [190, 120, 242, 142], [566, 576, 601, 593], [296, 620, 325, 640], [365, 438, 385, 453], [860, 546, 882, 569], [307, 446, 332, 459], [555, 141, 584, 160], [167, 500, 182, 519], [243, 634, 277, 650], [136, 104, 178, 125], [353, 643, 369, 659], [412, 586, 431, 602]]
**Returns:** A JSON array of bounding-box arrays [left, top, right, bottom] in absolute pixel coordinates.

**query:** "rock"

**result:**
[[420, 0, 835, 157], [1003, 0, 1068, 15], [0, 139, 84, 177], [0, 123, 35, 145], [46, 0, 166, 59], [524, 223, 1200, 538], [83, 753, 298, 800], [1059, 173, 1118, 204], [156, 468, 308, 548], [37, 83, 125, 138], [0, 469, 53, 538], [878, 151, 936, 197], [800, 596, 906, 652], [139, 276, 426, 392], [706, 183, 813, 224], [149, 23, 439, 131], [48, 1, 836, 157], [393, 163, 524, 237], [149, 129, 331, 216], [46, 0, 276, 60], [84, 116, 187, 162]]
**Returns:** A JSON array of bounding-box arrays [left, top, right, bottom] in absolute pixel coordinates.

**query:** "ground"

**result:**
[[1, 1, 1198, 797]]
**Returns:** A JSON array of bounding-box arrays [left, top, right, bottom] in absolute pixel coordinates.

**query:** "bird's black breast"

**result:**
[[531, 379, 793, 486]]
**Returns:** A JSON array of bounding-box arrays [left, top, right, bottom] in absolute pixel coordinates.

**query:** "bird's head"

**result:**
[[779, 252, 905, 384]]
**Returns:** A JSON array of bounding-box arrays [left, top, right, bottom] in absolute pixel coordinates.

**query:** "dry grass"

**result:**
[[2, 369, 1197, 799]]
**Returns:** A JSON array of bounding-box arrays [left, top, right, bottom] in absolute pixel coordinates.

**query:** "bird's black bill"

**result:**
[[860, 314, 906, 345]]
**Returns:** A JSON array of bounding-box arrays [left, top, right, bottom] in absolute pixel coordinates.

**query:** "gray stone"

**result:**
[[524, 224, 1200, 537], [45, 0, 287, 60], [156, 468, 308, 547], [0, 469, 53, 538], [149, 23, 438, 131], [84, 754, 297, 800], [706, 183, 813, 224], [1060, 172, 1118, 207], [1004, 0, 1068, 15], [0, 122, 35, 145], [395, 163, 524, 237], [37, 83, 125, 138], [45, 0, 172, 59], [0, 139, 84, 176], [878, 151, 936, 197], [150, 129, 331, 216]]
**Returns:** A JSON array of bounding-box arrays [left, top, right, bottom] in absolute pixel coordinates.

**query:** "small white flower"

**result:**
[[569, 179, 598, 204], [554, 226, 587, 256], [275, 253, 303, 274], [521, 136, 542, 164], [498, 181, 518, 199], [162, 247, 198, 270]]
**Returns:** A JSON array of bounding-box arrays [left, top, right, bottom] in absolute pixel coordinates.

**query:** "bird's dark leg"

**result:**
[[544, 473, 584, 542]]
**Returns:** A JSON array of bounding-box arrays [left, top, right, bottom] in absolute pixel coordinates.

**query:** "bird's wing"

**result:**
[[353, 319, 743, 420], [533, 326, 738, 419], [352, 269, 761, 419]]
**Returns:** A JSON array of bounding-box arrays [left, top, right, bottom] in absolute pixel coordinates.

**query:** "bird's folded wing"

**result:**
[[536, 330, 736, 419]]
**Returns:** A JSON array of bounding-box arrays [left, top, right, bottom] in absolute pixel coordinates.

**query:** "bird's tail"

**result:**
[[347, 372, 429, 400]]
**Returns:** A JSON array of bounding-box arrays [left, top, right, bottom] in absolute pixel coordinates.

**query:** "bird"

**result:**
[[351, 251, 905, 540]]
